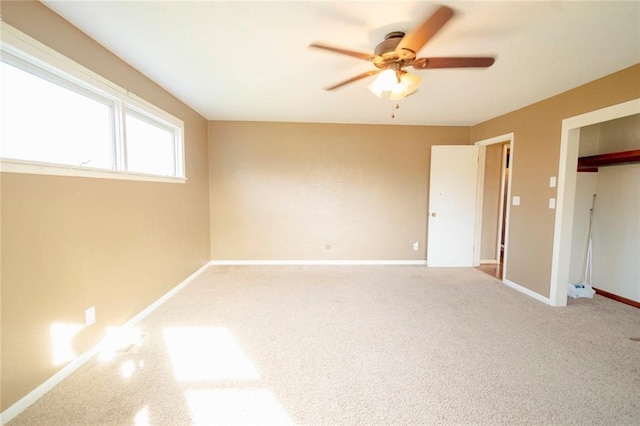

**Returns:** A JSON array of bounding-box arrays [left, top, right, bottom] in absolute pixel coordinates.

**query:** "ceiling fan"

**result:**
[[309, 5, 495, 100]]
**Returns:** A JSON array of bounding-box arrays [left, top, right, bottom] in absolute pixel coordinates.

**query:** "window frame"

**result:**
[[123, 107, 183, 178], [0, 21, 186, 183]]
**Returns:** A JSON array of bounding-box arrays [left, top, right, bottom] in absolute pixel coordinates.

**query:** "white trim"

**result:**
[[474, 133, 515, 147], [496, 143, 509, 263], [474, 146, 486, 266], [208, 260, 428, 266], [122, 263, 210, 326], [0, 159, 187, 183], [479, 260, 498, 265], [0, 262, 210, 425], [503, 279, 551, 305], [0, 344, 102, 426], [550, 98, 640, 307], [473, 132, 514, 281]]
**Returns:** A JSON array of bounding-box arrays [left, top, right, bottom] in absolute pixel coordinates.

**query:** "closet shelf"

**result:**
[[577, 149, 640, 172]]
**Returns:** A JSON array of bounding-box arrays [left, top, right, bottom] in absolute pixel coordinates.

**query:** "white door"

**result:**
[[427, 145, 479, 267]]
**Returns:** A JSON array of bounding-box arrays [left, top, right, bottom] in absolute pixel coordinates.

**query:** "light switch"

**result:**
[[512, 196, 520, 206], [550, 176, 557, 188], [549, 198, 556, 209]]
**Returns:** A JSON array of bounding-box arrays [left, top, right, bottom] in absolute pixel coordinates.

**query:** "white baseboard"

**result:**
[[0, 262, 211, 426], [0, 338, 103, 425], [123, 262, 210, 326], [208, 260, 428, 266], [503, 279, 551, 305], [479, 259, 498, 265]]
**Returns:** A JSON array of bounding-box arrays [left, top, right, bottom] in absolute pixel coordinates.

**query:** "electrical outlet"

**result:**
[[325, 244, 331, 250], [85, 306, 96, 326], [413, 242, 419, 251]]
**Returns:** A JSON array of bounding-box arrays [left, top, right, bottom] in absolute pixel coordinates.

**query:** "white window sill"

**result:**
[[0, 159, 187, 184]]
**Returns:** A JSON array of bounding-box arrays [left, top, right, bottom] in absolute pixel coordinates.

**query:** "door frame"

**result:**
[[496, 143, 510, 263], [473, 133, 515, 280], [549, 98, 639, 306]]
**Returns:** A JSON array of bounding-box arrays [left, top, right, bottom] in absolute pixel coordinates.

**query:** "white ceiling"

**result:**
[[43, 1, 639, 126]]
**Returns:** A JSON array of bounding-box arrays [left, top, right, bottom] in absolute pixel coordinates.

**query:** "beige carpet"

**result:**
[[8, 265, 640, 425]]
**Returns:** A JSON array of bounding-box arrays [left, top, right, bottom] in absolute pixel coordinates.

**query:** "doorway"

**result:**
[[473, 133, 514, 281], [550, 99, 639, 306]]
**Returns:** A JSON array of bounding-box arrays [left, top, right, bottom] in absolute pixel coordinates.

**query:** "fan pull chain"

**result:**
[[391, 103, 400, 119]]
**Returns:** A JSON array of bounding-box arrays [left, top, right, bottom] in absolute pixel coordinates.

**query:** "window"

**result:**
[[1, 60, 115, 169], [125, 110, 177, 176], [0, 22, 185, 182]]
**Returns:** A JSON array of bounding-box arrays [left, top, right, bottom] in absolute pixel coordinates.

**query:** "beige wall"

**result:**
[[470, 64, 640, 298], [0, 1, 210, 410], [209, 121, 470, 261]]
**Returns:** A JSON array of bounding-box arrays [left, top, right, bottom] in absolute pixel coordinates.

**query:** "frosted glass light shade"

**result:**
[[367, 69, 421, 100], [367, 69, 398, 97], [390, 72, 421, 100]]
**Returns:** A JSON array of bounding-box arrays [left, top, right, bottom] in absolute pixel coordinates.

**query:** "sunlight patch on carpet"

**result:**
[[133, 405, 150, 426], [99, 326, 144, 362], [163, 326, 260, 381], [184, 388, 293, 425]]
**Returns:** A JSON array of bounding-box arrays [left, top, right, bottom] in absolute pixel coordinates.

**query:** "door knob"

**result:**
[[431, 212, 437, 217]]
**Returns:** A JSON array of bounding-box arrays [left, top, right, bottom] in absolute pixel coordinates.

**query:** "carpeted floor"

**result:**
[[8, 265, 640, 425]]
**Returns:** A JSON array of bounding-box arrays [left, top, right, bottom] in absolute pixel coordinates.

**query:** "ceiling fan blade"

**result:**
[[323, 70, 381, 90], [396, 5, 454, 58], [309, 43, 374, 61], [412, 57, 495, 69]]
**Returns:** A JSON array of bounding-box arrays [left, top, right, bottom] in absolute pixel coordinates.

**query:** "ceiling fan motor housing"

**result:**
[[373, 32, 413, 69]]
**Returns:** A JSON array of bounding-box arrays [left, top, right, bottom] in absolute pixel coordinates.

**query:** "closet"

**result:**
[[570, 114, 640, 307]]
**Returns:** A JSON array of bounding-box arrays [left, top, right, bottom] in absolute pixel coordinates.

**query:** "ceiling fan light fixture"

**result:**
[[311, 5, 495, 100], [368, 69, 421, 100]]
